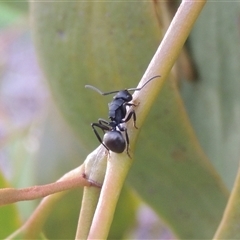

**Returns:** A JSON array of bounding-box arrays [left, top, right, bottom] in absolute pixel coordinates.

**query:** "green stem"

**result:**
[[75, 146, 107, 239], [75, 187, 101, 240], [129, 0, 207, 143], [0, 177, 89, 206], [7, 165, 86, 239], [87, 1, 206, 239], [87, 153, 132, 240], [213, 165, 240, 239]]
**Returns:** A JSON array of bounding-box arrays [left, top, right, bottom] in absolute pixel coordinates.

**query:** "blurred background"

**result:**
[[1, 1, 240, 239], [0, 2, 175, 239]]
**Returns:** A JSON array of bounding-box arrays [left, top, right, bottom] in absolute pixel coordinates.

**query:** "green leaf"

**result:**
[[109, 185, 137, 239], [30, 1, 161, 150], [129, 78, 228, 238], [34, 104, 89, 184], [43, 190, 83, 239], [30, 1, 228, 239], [181, 2, 240, 189]]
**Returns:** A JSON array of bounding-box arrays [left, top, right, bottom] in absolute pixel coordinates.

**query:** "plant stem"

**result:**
[[129, 0, 207, 141], [213, 165, 240, 239], [7, 164, 87, 239], [87, 153, 132, 240], [0, 177, 90, 206], [75, 146, 107, 239], [87, 2, 207, 239], [75, 187, 101, 239]]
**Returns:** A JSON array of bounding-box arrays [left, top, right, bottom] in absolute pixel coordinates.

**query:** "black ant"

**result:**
[[85, 75, 160, 157]]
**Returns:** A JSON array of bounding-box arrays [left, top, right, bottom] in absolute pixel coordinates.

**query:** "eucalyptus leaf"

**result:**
[[181, 2, 240, 189], [30, 1, 228, 239]]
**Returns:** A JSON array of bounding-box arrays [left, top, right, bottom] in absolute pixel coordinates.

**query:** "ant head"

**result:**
[[113, 90, 132, 101]]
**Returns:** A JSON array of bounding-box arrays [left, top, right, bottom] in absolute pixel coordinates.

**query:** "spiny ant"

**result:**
[[85, 75, 160, 157]]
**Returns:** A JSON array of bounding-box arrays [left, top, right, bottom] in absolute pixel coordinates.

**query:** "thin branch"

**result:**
[[0, 176, 90, 206], [75, 146, 107, 240], [6, 164, 91, 239], [213, 164, 240, 239], [87, 1, 206, 239]]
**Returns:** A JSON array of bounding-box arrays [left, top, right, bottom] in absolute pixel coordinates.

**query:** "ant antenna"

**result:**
[[127, 75, 161, 92], [85, 75, 161, 95], [85, 85, 107, 95]]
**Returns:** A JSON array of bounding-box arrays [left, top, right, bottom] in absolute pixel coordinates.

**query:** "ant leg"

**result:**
[[118, 125, 131, 158], [98, 118, 111, 126], [124, 128, 131, 158], [122, 110, 138, 129], [97, 118, 111, 133], [126, 101, 140, 109], [125, 102, 138, 107], [91, 123, 110, 152]]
